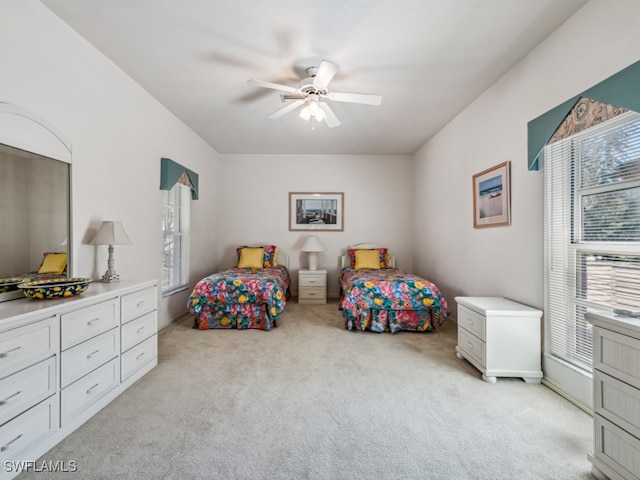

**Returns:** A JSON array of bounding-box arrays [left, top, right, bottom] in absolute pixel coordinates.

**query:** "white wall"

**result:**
[[413, 0, 640, 407], [0, 0, 222, 328], [218, 154, 414, 297], [414, 0, 640, 310]]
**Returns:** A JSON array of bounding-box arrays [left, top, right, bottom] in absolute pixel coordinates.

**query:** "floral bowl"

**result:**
[[18, 278, 93, 300], [0, 277, 33, 294]]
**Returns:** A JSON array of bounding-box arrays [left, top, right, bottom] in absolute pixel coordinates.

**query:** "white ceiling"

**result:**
[[40, 0, 588, 155]]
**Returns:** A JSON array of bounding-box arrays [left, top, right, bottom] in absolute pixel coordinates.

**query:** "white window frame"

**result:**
[[162, 183, 190, 296], [543, 110, 640, 409]]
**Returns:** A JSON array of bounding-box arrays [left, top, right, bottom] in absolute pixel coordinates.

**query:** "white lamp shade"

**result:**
[[90, 221, 132, 245], [301, 236, 325, 253]]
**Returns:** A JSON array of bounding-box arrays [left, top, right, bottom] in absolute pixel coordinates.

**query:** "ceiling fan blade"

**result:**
[[247, 78, 300, 94], [268, 99, 306, 120], [313, 60, 338, 88], [328, 92, 382, 106], [318, 103, 341, 128]]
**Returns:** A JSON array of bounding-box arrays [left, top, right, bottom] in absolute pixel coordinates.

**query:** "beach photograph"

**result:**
[[473, 161, 510, 228]]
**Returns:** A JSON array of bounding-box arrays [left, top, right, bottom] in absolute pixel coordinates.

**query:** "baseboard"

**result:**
[[541, 377, 593, 415]]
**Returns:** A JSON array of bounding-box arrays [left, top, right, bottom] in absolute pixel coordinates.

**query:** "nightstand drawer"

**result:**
[[299, 287, 326, 301], [299, 274, 326, 288], [458, 305, 485, 341]]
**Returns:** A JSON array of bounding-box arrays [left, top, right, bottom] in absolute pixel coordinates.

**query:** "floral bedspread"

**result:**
[[340, 267, 449, 333], [188, 266, 290, 330]]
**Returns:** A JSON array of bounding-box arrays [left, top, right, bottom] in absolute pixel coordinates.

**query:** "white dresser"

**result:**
[[587, 311, 640, 480], [0, 280, 157, 480], [298, 269, 327, 305], [455, 296, 543, 383]]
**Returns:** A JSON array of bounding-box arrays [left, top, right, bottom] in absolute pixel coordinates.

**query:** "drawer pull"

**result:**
[[136, 326, 146, 334], [86, 349, 100, 359], [309, 280, 317, 284], [136, 352, 146, 361], [86, 383, 100, 394], [467, 341, 473, 349], [309, 292, 316, 296], [1, 434, 23, 452], [0, 346, 22, 358], [0, 390, 22, 405], [87, 317, 100, 326], [137, 301, 145, 308]]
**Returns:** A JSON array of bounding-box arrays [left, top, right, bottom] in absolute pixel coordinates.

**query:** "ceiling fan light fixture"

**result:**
[[300, 95, 326, 123]]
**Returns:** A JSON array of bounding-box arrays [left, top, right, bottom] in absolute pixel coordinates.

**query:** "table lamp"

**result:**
[[301, 236, 325, 271], [90, 221, 132, 282]]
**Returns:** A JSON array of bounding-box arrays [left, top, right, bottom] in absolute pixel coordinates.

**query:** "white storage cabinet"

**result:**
[[455, 296, 543, 384]]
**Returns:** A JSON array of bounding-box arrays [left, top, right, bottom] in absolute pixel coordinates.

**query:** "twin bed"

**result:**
[[188, 245, 290, 330], [339, 244, 449, 333], [187, 242, 448, 333]]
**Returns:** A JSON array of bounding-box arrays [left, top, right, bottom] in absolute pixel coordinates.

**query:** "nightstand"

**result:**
[[298, 269, 327, 304], [455, 296, 543, 383]]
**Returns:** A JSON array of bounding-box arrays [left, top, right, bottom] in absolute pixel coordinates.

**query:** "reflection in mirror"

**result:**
[[0, 142, 70, 284]]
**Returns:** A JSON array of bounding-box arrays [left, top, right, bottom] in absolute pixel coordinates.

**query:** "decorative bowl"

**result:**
[[18, 277, 93, 300], [0, 277, 33, 294]]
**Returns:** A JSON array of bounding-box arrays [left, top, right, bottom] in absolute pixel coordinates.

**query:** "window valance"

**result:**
[[159, 157, 199, 200], [527, 59, 640, 171]]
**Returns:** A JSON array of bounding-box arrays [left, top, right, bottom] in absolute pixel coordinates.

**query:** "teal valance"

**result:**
[[160, 157, 199, 200], [527, 59, 640, 170]]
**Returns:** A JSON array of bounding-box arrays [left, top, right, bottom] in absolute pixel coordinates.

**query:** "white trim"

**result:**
[[0, 101, 72, 162]]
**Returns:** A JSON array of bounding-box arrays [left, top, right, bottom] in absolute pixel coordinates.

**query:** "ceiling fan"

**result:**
[[247, 60, 382, 128]]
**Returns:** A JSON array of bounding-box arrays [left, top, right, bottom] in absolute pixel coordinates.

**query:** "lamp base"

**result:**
[[308, 252, 318, 271], [100, 270, 120, 283]]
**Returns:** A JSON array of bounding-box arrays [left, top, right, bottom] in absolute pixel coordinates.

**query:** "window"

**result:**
[[162, 183, 190, 296], [544, 111, 640, 372]]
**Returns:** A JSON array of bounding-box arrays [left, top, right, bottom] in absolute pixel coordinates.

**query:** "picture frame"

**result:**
[[289, 192, 344, 231], [472, 161, 511, 228]]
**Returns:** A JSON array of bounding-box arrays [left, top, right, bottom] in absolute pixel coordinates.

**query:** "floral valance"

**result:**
[[159, 157, 199, 200], [527, 59, 640, 171]]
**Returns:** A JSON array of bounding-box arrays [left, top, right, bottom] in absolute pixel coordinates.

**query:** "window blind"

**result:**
[[544, 111, 640, 371]]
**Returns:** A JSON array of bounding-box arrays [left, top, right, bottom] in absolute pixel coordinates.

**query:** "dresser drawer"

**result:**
[[299, 287, 326, 302], [458, 327, 486, 367], [0, 356, 56, 426], [595, 327, 640, 390], [299, 274, 326, 288], [595, 370, 640, 439], [0, 316, 57, 379], [61, 358, 118, 425], [121, 311, 157, 352], [593, 414, 640, 480], [0, 397, 57, 463], [458, 305, 486, 341], [121, 335, 157, 381], [61, 299, 118, 350], [61, 328, 118, 388], [121, 287, 157, 324]]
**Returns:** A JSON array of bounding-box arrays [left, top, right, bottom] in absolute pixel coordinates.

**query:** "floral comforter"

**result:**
[[340, 267, 449, 333], [188, 266, 290, 330]]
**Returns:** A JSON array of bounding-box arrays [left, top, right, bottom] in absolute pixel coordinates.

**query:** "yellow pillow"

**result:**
[[237, 247, 264, 269], [38, 253, 68, 274], [355, 249, 381, 269]]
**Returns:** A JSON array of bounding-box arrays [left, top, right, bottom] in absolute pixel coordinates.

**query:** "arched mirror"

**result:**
[[0, 102, 72, 301]]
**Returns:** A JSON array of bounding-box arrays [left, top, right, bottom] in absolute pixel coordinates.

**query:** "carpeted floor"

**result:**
[[18, 300, 594, 480]]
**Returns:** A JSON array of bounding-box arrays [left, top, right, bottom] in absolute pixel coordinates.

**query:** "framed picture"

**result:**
[[472, 161, 511, 228], [289, 192, 344, 231]]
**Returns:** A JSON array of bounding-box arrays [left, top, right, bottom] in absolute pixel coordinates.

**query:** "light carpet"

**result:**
[[19, 300, 594, 480]]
